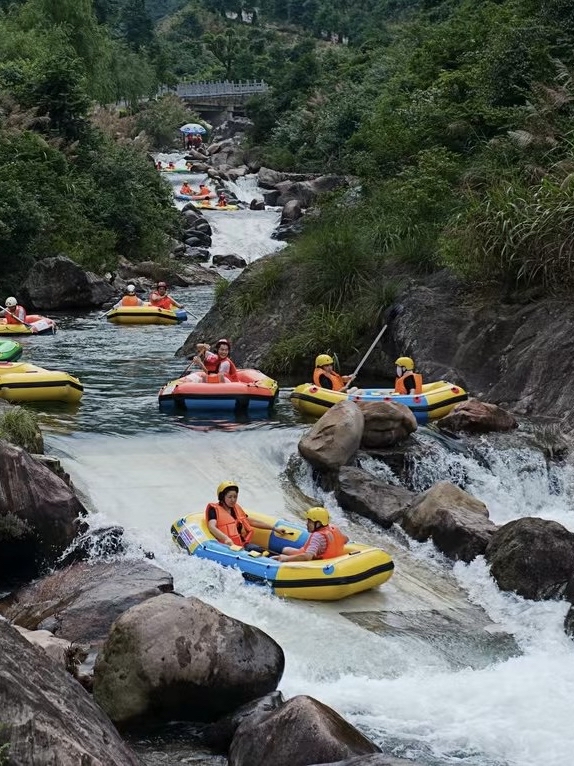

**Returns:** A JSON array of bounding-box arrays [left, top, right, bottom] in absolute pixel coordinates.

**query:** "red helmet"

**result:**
[[215, 338, 230, 351]]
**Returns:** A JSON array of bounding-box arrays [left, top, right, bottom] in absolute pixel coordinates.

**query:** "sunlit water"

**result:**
[[20, 164, 574, 766]]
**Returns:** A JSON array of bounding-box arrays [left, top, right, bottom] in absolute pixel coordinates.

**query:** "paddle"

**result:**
[[3, 310, 33, 329], [98, 307, 116, 319], [343, 305, 402, 389]]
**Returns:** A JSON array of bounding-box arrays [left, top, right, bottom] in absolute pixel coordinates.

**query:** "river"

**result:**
[[21, 169, 574, 766]]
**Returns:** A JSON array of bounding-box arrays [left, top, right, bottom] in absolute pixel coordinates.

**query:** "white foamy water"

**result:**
[[44, 172, 574, 765]]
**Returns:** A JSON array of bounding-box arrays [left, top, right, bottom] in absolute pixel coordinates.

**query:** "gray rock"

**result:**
[[93, 593, 284, 725], [116, 260, 188, 287], [486, 517, 574, 599], [1, 560, 174, 644], [336, 466, 414, 528], [281, 199, 302, 224], [401, 481, 496, 562], [201, 691, 285, 752], [311, 758, 426, 766], [250, 199, 265, 211], [184, 230, 212, 248], [58, 525, 126, 567], [181, 247, 210, 263], [263, 189, 281, 206], [356, 401, 417, 448], [20, 255, 115, 310], [228, 694, 379, 766], [565, 603, 574, 639], [273, 220, 305, 240], [212, 254, 247, 269], [0, 440, 85, 585], [257, 167, 286, 189], [0, 620, 142, 766], [208, 138, 235, 155], [438, 399, 518, 433], [299, 401, 364, 473], [227, 165, 249, 182]]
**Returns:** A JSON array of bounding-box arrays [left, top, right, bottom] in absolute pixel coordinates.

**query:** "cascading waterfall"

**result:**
[[36, 162, 574, 766]]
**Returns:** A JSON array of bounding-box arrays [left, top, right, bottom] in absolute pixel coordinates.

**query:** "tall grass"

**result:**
[[233, 259, 285, 317], [0, 406, 43, 453]]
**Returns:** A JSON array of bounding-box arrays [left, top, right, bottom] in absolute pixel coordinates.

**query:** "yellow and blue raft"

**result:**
[[171, 511, 394, 601]]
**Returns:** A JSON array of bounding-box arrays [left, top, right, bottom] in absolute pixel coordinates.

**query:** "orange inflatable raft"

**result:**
[[158, 368, 278, 411]]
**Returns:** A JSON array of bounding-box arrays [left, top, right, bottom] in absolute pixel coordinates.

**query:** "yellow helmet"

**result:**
[[395, 356, 414, 371], [315, 354, 334, 368], [217, 481, 238, 498], [306, 507, 330, 526]]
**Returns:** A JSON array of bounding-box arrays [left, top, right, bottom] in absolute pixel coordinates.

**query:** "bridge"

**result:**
[[158, 80, 270, 122]]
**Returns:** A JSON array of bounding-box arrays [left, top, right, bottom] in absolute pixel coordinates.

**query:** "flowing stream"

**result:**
[[25, 167, 574, 766]]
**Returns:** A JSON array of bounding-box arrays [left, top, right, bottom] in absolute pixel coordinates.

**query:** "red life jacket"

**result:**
[[120, 295, 140, 307], [204, 354, 239, 382], [395, 372, 423, 395], [312, 368, 346, 392], [205, 502, 253, 546], [302, 525, 347, 560], [4, 306, 26, 324], [150, 294, 174, 310]]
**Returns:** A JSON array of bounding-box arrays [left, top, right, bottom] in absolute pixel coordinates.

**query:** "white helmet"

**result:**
[[5, 297, 17, 307], [126, 284, 136, 294]]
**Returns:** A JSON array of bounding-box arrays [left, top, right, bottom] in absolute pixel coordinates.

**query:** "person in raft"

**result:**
[[394, 356, 423, 395], [156, 160, 163, 170], [198, 183, 211, 197], [0, 297, 27, 324], [183, 339, 238, 384], [113, 284, 144, 308], [206, 482, 287, 551], [168, 161, 176, 170], [312, 354, 356, 392], [149, 281, 182, 310], [180, 182, 195, 196], [272, 507, 348, 563], [217, 192, 229, 207]]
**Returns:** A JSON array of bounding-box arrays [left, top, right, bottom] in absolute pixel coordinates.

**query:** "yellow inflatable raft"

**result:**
[[106, 306, 187, 326], [171, 511, 394, 601], [0, 362, 83, 403], [290, 380, 467, 424]]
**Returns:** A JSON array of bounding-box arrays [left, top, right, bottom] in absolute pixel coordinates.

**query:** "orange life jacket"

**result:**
[[4, 306, 26, 324], [312, 368, 346, 392], [302, 525, 347, 560], [204, 354, 239, 382], [205, 502, 253, 546], [121, 295, 140, 307], [180, 185, 193, 195], [150, 294, 173, 310], [395, 372, 423, 395]]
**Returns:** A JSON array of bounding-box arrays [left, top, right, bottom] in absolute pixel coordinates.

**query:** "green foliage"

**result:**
[[0, 405, 43, 453], [214, 276, 231, 302], [233, 258, 284, 317], [135, 93, 196, 148]]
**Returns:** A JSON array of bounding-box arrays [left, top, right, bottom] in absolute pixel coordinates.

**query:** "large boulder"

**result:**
[[565, 604, 574, 639], [401, 481, 496, 562], [280, 199, 302, 224], [356, 401, 417, 448], [13, 625, 76, 670], [1, 560, 173, 644], [485, 518, 574, 600], [116, 260, 189, 287], [257, 166, 286, 189], [298, 401, 364, 473], [20, 255, 115, 310], [336, 466, 414, 529], [201, 691, 285, 752], [93, 593, 284, 725], [227, 165, 249, 182], [438, 400, 518, 433], [311, 758, 425, 766], [0, 620, 142, 766], [213, 254, 247, 269], [0, 441, 85, 585], [228, 695, 380, 766]]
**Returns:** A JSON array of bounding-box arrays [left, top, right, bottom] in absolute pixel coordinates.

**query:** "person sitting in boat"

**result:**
[[203, 338, 239, 383], [217, 192, 228, 208], [0, 297, 27, 324], [180, 182, 195, 196], [313, 354, 355, 392], [394, 356, 423, 395], [185, 161, 194, 171], [272, 507, 348, 563], [206, 482, 286, 551], [168, 161, 176, 170], [156, 161, 163, 170], [149, 281, 182, 311], [198, 183, 211, 198], [113, 284, 144, 308]]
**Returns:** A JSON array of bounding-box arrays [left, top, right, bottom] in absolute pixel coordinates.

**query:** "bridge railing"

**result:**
[[158, 80, 270, 99]]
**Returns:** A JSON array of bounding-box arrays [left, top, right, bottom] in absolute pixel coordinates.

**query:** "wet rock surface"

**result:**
[[201, 691, 285, 752], [336, 466, 414, 528], [486, 517, 574, 599], [299, 401, 364, 473], [438, 399, 518, 433], [93, 593, 284, 726], [228, 695, 380, 766], [356, 400, 417, 448], [0, 619, 142, 766]]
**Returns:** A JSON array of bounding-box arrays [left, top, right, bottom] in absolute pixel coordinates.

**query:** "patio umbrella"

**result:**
[[180, 123, 206, 135]]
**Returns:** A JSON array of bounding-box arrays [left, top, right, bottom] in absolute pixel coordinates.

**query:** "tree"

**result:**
[[119, 0, 155, 51]]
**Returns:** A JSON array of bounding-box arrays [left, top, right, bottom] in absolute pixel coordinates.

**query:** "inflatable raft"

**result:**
[[0, 340, 23, 362], [174, 192, 215, 201], [191, 202, 239, 212], [291, 381, 468, 424], [106, 306, 187, 326], [0, 315, 56, 336], [0, 362, 83, 403], [159, 368, 278, 411], [171, 511, 394, 601]]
